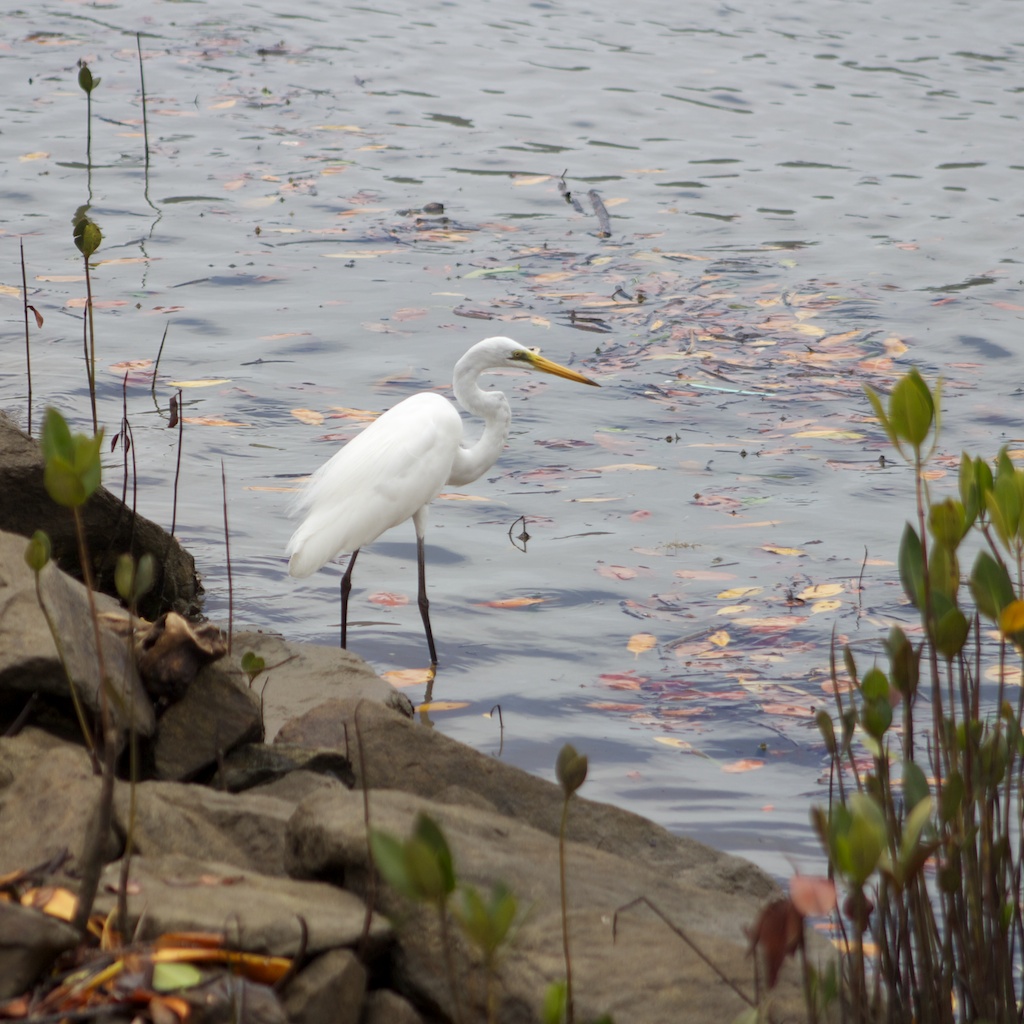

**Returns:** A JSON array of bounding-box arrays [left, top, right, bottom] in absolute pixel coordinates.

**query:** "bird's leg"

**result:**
[[339, 549, 359, 649], [416, 533, 439, 668]]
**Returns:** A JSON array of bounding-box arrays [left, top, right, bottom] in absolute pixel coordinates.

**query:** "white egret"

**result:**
[[286, 336, 599, 665]]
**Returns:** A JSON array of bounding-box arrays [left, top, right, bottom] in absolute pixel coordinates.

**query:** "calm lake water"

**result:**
[[2, 0, 1022, 879]]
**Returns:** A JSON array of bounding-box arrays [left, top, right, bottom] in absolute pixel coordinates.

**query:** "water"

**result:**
[[1, 0, 1022, 879]]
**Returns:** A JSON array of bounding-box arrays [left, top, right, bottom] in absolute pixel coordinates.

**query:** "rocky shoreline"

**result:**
[[0, 412, 813, 1023]]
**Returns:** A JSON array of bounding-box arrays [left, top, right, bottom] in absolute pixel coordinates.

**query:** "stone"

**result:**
[[281, 948, 367, 1024], [0, 729, 119, 878], [0, 529, 155, 739], [287, 785, 807, 1024], [233, 631, 414, 741], [214, 743, 355, 794], [360, 989, 424, 1024], [151, 659, 263, 781], [113, 780, 297, 876], [0, 901, 80, 1000], [93, 854, 393, 957], [0, 410, 200, 620], [276, 698, 775, 900]]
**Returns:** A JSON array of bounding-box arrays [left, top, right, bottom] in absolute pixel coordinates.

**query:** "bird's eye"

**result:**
[[510, 349, 529, 362]]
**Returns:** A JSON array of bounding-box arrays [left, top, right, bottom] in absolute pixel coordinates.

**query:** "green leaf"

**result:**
[[40, 409, 103, 508], [860, 667, 889, 702], [864, 384, 894, 447], [959, 453, 991, 527], [115, 553, 155, 605], [542, 981, 567, 1024], [556, 743, 588, 796], [815, 710, 836, 755], [843, 793, 887, 886], [928, 498, 967, 551], [152, 961, 203, 992], [454, 882, 517, 958], [885, 626, 920, 698], [73, 217, 102, 258], [24, 530, 51, 572], [405, 838, 447, 903], [413, 814, 455, 894], [901, 760, 929, 812], [940, 772, 964, 824], [370, 831, 413, 898], [41, 407, 74, 465], [932, 602, 969, 661], [77, 63, 100, 94], [888, 368, 935, 449], [898, 522, 925, 608], [969, 550, 1015, 623], [241, 651, 266, 682]]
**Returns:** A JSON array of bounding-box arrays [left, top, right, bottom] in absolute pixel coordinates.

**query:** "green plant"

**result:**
[[812, 368, 1024, 1021], [452, 881, 517, 1024], [372, 813, 464, 1024], [40, 407, 113, 933], [555, 743, 588, 1024], [72, 208, 102, 432]]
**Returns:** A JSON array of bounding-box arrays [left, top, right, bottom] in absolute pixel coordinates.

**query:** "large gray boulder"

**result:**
[[0, 410, 200, 619]]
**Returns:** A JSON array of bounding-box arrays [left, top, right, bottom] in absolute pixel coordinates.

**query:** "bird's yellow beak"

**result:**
[[523, 349, 600, 387]]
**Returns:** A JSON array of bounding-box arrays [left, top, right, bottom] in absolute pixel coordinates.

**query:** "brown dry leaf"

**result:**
[[315, 124, 364, 132], [588, 701, 646, 713], [392, 307, 428, 321], [708, 630, 730, 648], [329, 406, 380, 422], [368, 592, 409, 607], [762, 703, 815, 718], [762, 545, 805, 557], [627, 632, 657, 655], [594, 463, 659, 472], [291, 408, 325, 425], [36, 274, 86, 283], [479, 596, 548, 609], [383, 667, 434, 687], [21, 887, 78, 921], [153, 946, 291, 984], [19, 151, 49, 161], [747, 897, 802, 989], [417, 701, 470, 713], [791, 428, 863, 440], [67, 298, 129, 309], [598, 565, 639, 581], [438, 492, 495, 502], [722, 758, 765, 773], [169, 378, 231, 388]]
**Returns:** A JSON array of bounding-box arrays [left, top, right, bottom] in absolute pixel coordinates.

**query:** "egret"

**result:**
[[286, 336, 599, 665]]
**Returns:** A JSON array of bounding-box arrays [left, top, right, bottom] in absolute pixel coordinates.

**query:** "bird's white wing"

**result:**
[[286, 393, 463, 578]]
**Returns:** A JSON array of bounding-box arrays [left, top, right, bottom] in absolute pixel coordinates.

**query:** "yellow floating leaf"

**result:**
[[438, 492, 496, 502], [572, 497, 624, 503], [792, 429, 864, 440], [812, 599, 843, 614], [291, 408, 325, 425], [799, 583, 844, 599], [93, 257, 151, 267], [627, 632, 657, 655], [36, 274, 85, 282], [479, 596, 548, 609], [654, 736, 696, 750], [417, 701, 470, 713], [0, 284, 22, 297], [595, 463, 659, 472], [315, 124, 364, 132], [793, 323, 826, 337], [762, 545, 805, 557], [722, 758, 765, 773], [717, 586, 763, 600], [382, 668, 434, 687], [999, 600, 1024, 637], [323, 251, 385, 259], [19, 151, 49, 161], [588, 701, 646, 713], [169, 379, 231, 388], [883, 336, 908, 357], [513, 174, 552, 186], [209, 98, 237, 109], [708, 630, 730, 647], [716, 605, 751, 615]]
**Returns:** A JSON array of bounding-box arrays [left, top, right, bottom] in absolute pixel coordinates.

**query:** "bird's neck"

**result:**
[[447, 380, 511, 487]]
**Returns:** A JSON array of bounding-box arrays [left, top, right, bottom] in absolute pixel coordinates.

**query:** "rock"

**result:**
[[282, 948, 367, 1024], [0, 901, 80, 1000], [215, 743, 355, 793], [287, 785, 805, 1024], [135, 613, 229, 707], [0, 529, 155, 740], [360, 989, 424, 1024], [0, 410, 201, 620], [93, 854, 393, 957], [0, 728, 119, 878], [113, 780, 297, 876], [233, 631, 414, 741], [151, 658, 262, 781], [276, 698, 775, 899], [183, 975, 288, 1024]]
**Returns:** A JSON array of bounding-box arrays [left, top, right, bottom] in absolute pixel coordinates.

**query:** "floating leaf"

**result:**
[[708, 630, 730, 647], [479, 596, 548, 609], [169, 379, 231, 388], [369, 592, 409, 607], [799, 583, 843, 599], [722, 759, 765, 773], [717, 586, 763, 600], [382, 668, 434, 687], [417, 701, 470, 713], [627, 632, 657, 655], [291, 408, 325, 425], [762, 545, 805, 557]]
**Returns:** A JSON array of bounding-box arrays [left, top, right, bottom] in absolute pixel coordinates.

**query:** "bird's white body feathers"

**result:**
[[284, 335, 598, 658], [286, 392, 463, 577]]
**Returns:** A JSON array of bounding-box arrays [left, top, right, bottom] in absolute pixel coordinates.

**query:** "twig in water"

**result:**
[[170, 389, 183, 536], [488, 703, 505, 757], [20, 240, 40, 436], [558, 169, 585, 214], [151, 322, 169, 410], [221, 459, 233, 656]]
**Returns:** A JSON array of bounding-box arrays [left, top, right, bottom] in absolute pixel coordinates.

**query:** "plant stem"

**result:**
[[20, 239, 32, 436], [559, 797, 575, 1024], [84, 255, 98, 433]]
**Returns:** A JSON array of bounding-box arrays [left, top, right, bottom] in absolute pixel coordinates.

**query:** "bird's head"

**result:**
[[478, 336, 600, 387]]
